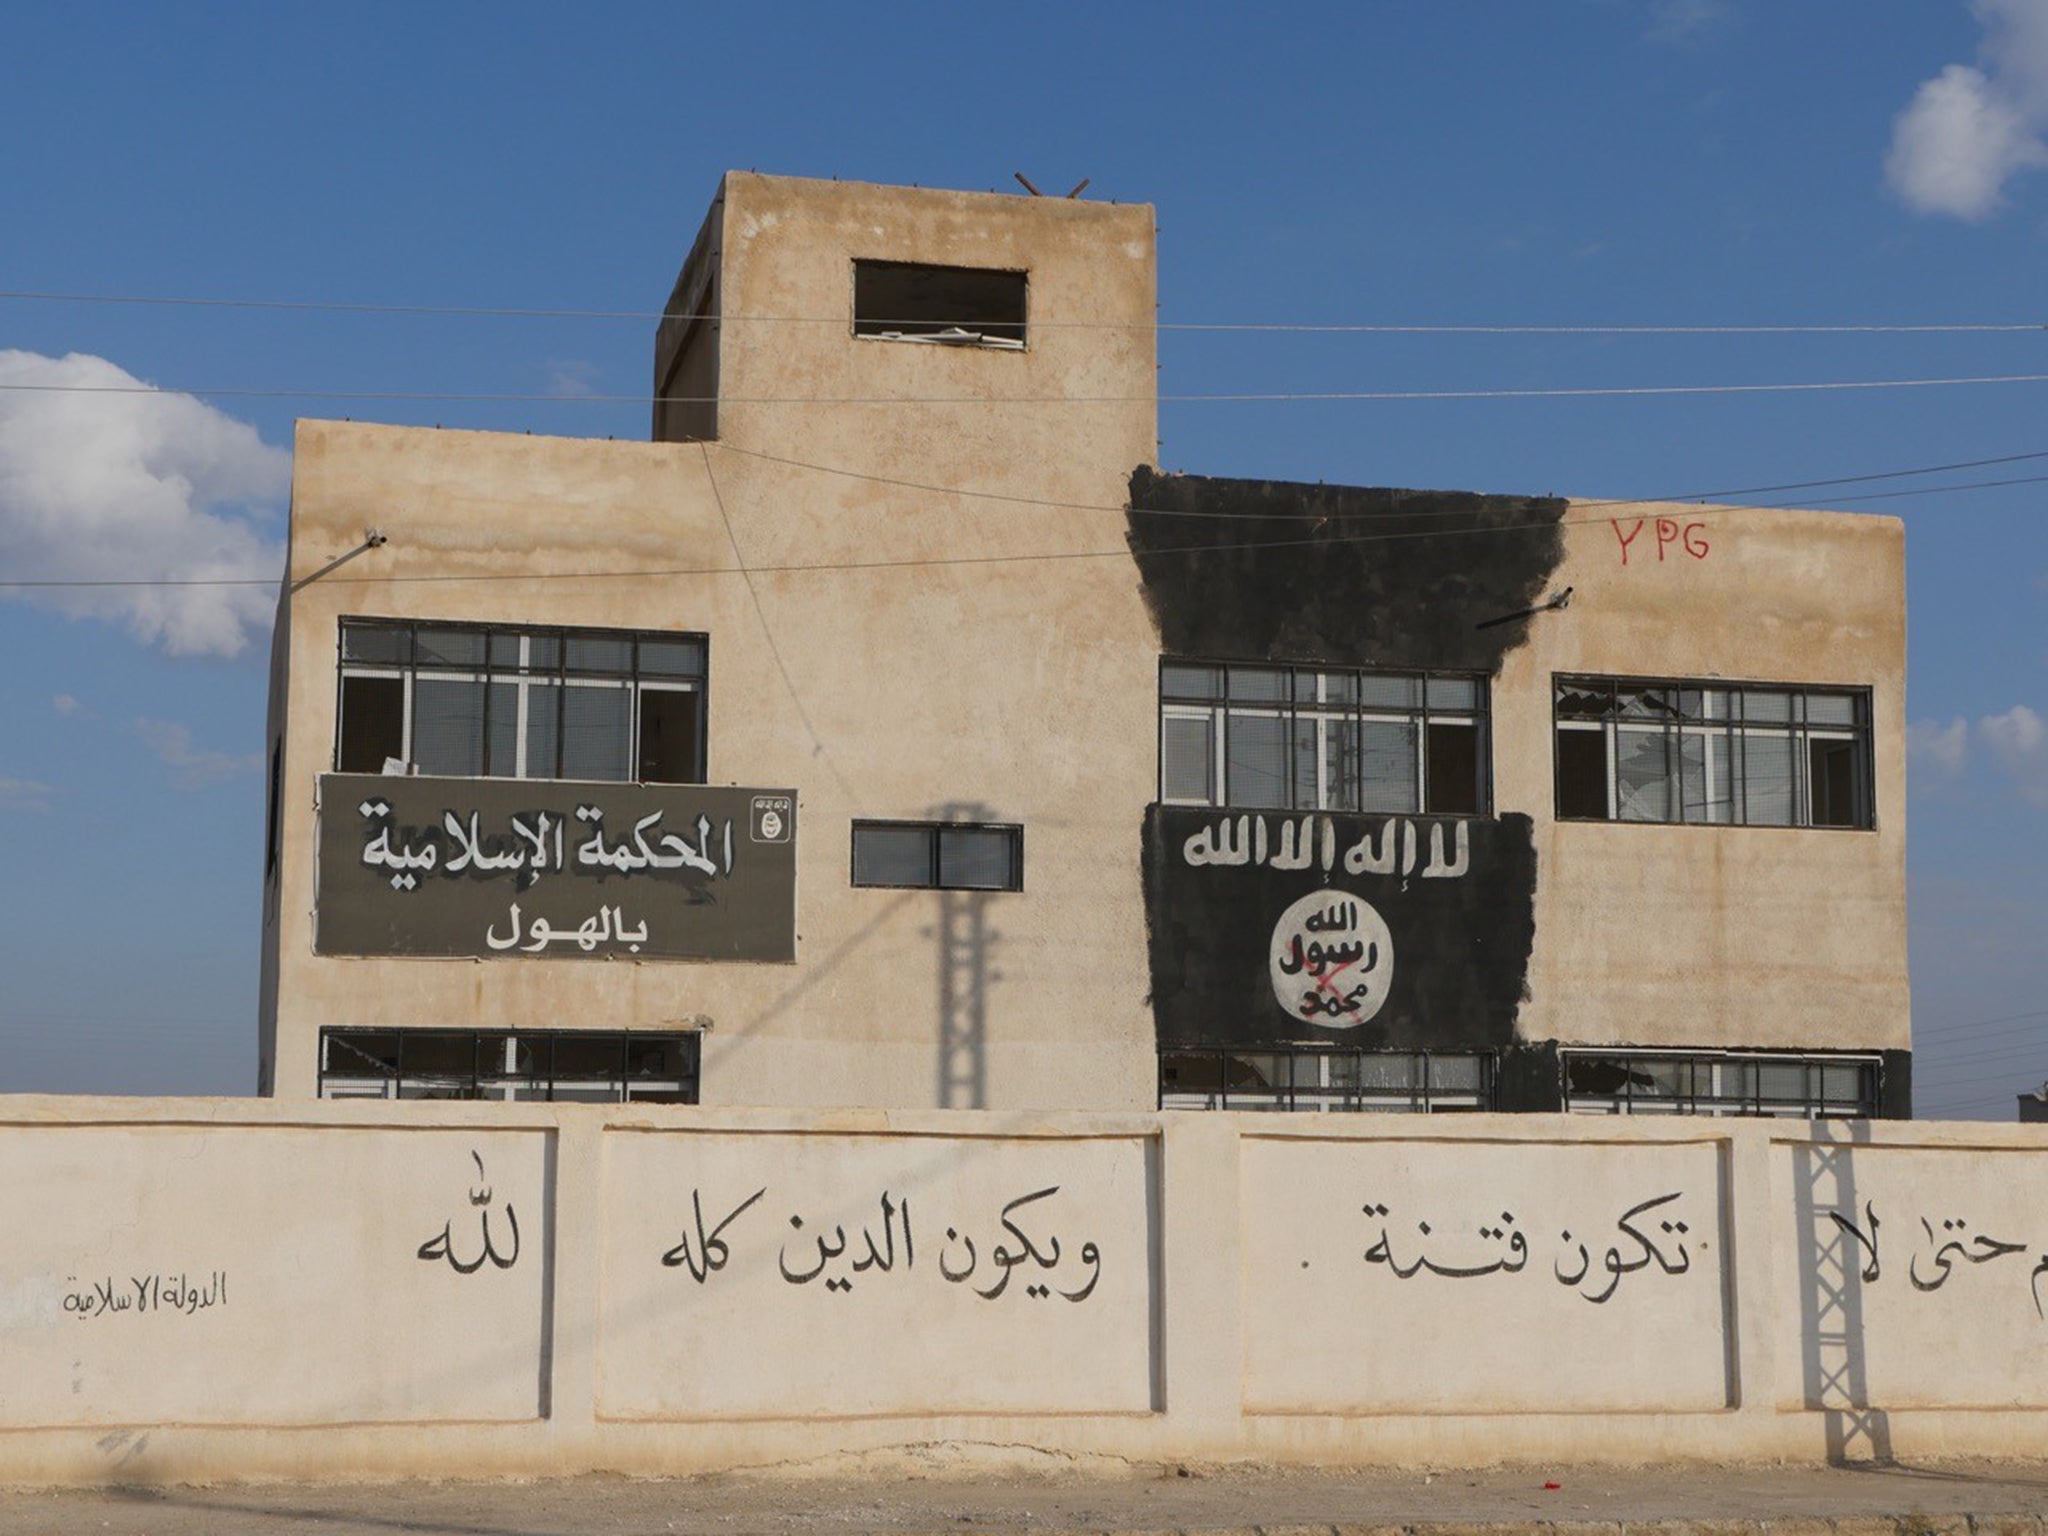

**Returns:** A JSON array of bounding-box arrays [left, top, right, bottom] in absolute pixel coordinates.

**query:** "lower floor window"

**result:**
[[318, 1028, 699, 1103], [1562, 1049, 1877, 1119], [1159, 1048, 1493, 1112]]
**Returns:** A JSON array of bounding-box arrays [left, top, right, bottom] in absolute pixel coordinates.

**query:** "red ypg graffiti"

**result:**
[[1612, 517, 1709, 565]]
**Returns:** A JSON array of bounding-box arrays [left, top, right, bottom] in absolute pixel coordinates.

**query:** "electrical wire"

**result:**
[[10, 370, 2048, 407], [6, 287, 2048, 333], [711, 441, 2048, 523], [1, 464, 2036, 592]]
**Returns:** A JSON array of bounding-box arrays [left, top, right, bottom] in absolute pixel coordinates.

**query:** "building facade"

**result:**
[[259, 172, 1908, 1115]]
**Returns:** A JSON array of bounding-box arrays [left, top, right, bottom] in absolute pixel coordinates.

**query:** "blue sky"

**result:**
[[2, 1, 2045, 1113]]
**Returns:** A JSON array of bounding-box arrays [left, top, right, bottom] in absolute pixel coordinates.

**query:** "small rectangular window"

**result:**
[[851, 820, 1023, 891], [853, 260, 1026, 348]]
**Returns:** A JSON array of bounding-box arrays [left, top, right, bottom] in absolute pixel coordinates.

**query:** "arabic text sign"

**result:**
[[1240, 1135, 1729, 1414], [596, 1130, 1156, 1419], [316, 774, 796, 961]]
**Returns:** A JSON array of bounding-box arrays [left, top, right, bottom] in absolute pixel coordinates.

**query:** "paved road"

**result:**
[[5, 1458, 2048, 1535]]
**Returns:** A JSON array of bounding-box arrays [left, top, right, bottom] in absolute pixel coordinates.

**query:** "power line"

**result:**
[[10, 370, 2048, 407], [714, 442, 2048, 522], [6, 287, 2048, 333], [0, 465, 2035, 593]]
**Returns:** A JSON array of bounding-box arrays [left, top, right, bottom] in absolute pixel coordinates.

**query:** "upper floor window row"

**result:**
[[336, 619, 706, 784], [1554, 677, 1871, 829], [1160, 660, 1488, 817]]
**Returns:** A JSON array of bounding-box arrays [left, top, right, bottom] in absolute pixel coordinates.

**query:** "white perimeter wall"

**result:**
[[1, 1098, 2045, 1485]]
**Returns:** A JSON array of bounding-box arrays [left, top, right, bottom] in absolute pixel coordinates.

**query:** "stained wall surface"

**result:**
[[3, 1097, 2045, 1487]]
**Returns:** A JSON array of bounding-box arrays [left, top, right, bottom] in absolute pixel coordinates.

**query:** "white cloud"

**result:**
[[50, 693, 79, 716], [0, 351, 287, 657], [1980, 703, 2048, 805], [1909, 715, 1971, 779], [0, 777, 54, 814], [547, 360, 601, 398], [1887, 0, 2048, 219], [132, 718, 261, 789], [1645, 0, 1730, 47]]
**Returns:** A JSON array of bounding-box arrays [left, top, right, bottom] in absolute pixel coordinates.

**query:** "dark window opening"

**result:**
[[337, 674, 405, 773], [318, 1027, 700, 1104], [1810, 738, 1862, 828], [1159, 1048, 1494, 1113], [851, 820, 1023, 891], [853, 260, 1027, 348], [1425, 721, 1481, 814], [1555, 727, 1610, 820], [637, 687, 703, 785]]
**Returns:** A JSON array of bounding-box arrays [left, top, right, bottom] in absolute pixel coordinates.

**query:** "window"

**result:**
[[852, 260, 1027, 349], [1553, 677, 1871, 829], [1159, 1048, 1493, 1113], [318, 1028, 699, 1103], [1562, 1050, 1878, 1119], [1160, 660, 1488, 815], [335, 620, 706, 783], [851, 821, 1022, 891]]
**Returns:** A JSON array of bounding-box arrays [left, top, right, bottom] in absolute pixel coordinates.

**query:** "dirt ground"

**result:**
[[4, 1456, 2048, 1536]]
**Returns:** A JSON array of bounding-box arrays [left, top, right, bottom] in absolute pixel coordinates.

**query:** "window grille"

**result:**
[[318, 1028, 700, 1103], [1561, 1049, 1878, 1119], [1159, 1048, 1494, 1113]]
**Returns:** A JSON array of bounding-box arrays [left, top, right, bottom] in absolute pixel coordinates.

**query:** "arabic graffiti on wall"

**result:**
[[1241, 1136, 1730, 1416], [596, 1130, 1155, 1420], [1783, 1145, 2048, 1411], [315, 774, 797, 961], [658, 1183, 1103, 1301], [1145, 805, 1537, 1050]]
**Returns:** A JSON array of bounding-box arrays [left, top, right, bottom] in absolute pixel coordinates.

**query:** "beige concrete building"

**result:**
[[259, 172, 1907, 1116]]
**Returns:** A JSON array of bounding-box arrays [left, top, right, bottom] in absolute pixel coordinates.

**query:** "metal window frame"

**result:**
[[848, 819, 1025, 892], [1550, 673, 1874, 832], [1156, 657, 1492, 816], [335, 619, 709, 784]]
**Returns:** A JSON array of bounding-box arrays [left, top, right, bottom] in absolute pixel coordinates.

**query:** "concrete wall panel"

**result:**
[[0, 1124, 548, 1428], [1240, 1133, 1730, 1414], [595, 1127, 1156, 1419], [1773, 1139, 2048, 1411]]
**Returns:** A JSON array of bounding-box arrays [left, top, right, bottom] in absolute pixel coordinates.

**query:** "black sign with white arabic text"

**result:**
[[316, 774, 797, 961], [1142, 803, 1536, 1050]]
